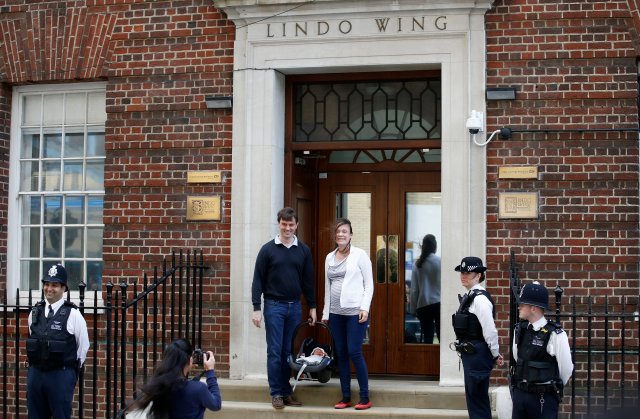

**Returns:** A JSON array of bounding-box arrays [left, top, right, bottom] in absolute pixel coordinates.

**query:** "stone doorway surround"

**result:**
[[216, 0, 495, 386]]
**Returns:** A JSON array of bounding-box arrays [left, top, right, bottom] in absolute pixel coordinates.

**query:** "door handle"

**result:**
[[375, 235, 387, 284], [375, 234, 398, 284]]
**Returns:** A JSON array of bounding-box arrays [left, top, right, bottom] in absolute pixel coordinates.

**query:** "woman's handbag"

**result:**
[[121, 401, 152, 419]]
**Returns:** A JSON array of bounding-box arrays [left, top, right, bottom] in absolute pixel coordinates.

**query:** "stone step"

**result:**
[[216, 377, 468, 409], [213, 401, 471, 418]]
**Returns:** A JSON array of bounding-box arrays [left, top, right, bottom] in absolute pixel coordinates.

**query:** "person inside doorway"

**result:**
[[409, 234, 441, 344], [321, 218, 374, 410]]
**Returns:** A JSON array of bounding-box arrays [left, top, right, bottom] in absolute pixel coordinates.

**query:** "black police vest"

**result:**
[[27, 301, 78, 370], [452, 289, 495, 341], [512, 320, 562, 386]]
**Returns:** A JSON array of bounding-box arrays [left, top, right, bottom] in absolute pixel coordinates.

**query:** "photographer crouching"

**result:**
[[125, 339, 221, 418]]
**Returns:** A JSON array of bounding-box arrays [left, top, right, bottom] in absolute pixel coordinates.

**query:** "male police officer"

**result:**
[[451, 256, 504, 419], [27, 264, 90, 419], [511, 281, 573, 419]]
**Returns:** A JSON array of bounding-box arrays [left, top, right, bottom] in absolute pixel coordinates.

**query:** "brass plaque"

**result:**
[[187, 196, 221, 221], [499, 192, 538, 219], [498, 166, 538, 179], [187, 171, 222, 184]]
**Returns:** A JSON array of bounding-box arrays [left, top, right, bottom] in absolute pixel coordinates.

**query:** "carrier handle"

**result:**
[[290, 320, 334, 356]]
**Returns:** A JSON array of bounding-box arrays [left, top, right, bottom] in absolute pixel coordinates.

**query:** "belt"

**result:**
[[514, 381, 556, 394]]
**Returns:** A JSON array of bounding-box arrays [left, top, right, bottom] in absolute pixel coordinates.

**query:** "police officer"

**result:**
[[26, 264, 90, 419], [451, 256, 504, 419], [511, 281, 573, 419]]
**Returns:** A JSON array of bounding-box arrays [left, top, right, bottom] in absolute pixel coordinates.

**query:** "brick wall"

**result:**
[[485, 0, 640, 400], [0, 0, 234, 379]]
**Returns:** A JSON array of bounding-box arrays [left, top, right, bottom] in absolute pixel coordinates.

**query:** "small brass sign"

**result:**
[[499, 192, 538, 219], [187, 196, 221, 221], [187, 171, 222, 184], [498, 166, 538, 179]]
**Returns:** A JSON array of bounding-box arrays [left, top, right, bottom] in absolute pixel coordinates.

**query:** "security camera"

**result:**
[[466, 110, 484, 134]]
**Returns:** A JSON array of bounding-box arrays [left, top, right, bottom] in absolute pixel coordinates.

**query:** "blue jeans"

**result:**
[[329, 313, 369, 400], [263, 299, 301, 397]]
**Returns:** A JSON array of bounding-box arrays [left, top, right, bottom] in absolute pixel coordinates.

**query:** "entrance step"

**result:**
[[206, 378, 498, 418]]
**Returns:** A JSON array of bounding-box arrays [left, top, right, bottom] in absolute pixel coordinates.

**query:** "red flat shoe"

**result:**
[[334, 401, 352, 409], [355, 400, 372, 410]]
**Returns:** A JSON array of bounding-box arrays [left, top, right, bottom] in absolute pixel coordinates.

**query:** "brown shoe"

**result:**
[[283, 395, 302, 407], [272, 396, 285, 409]]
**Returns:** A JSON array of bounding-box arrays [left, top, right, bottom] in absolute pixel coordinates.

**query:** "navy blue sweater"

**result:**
[[252, 238, 316, 311]]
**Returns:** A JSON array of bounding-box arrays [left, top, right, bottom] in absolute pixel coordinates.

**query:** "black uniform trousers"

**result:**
[[511, 387, 559, 419], [27, 365, 77, 419], [460, 339, 494, 419]]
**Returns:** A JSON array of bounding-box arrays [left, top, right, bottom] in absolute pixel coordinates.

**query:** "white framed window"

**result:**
[[8, 83, 106, 301]]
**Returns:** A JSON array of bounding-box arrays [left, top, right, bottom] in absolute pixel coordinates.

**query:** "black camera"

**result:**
[[193, 348, 207, 365]]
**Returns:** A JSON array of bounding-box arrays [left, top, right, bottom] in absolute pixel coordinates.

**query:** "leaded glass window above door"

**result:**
[[293, 78, 441, 142]]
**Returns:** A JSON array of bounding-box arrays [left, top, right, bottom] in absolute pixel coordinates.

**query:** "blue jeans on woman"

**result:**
[[263, 299, 301, 397], [329, 313, 369, 401]]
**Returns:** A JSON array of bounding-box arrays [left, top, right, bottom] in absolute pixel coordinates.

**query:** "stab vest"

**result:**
[[512, 320, 562, 387], [451, 289, 495, 341], [27, 300, 78, 370]]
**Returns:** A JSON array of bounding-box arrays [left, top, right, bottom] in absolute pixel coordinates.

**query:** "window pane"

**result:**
[[44, 196, 63, 224], [65, 226, 83, 257], [65, 93, 86, 124], [87, 92, 107, 124], [21, 260, 40, 290], [87, 196, 103, 224], [64, 261, 83, 290], [64, 132, 84, 158], [66, 196, 84, 224], [43, 227, 62, 257], [87, 227, 103, 258], [22, 196, 42, 224], [43, 94, 63, 125], [23, 95, 41, 125], [86, 161, 104, 190], [43, 133, 62, 158], [63, 161, 83, 191], [43, 161, 61, 191], [87, 261, 103, 291], [20, 161, 39, 191], [21, 131, 40, 158], [21, 227, 40, 258], [87, 132, 105, 157]]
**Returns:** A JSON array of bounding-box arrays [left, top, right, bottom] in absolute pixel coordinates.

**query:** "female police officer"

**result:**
[[451, 256, 504, 419]]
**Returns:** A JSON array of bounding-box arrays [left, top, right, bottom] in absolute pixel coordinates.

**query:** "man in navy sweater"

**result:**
[[251, 207, 317, 409]]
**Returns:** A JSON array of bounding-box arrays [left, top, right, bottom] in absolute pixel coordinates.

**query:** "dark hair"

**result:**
[[130, 339, 193, 418], [277, 207, 298, 223], [415, 234, 437, 268], [334, 218, 353, 234]]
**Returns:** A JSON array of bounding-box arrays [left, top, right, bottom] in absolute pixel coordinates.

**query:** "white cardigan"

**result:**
[[321, 245, 374, 321]]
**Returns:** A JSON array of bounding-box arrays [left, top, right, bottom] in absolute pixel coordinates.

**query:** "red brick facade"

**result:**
[[485, 0, 640, 391], [0, 0, 638, 411], [0, 0, 235, 375]]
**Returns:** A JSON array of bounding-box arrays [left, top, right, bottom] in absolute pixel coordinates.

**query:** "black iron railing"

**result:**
[[0, 249, 206, 419], [509, 250, 640, 418]]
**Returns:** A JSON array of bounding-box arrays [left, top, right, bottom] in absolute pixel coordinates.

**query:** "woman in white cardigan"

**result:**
[[321, 218, 374, 410]]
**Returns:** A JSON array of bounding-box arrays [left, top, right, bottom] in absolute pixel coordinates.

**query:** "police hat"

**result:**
[[454, 256, 487, 273], [41, 264, 68, 287], [518, 281, 548, 310]]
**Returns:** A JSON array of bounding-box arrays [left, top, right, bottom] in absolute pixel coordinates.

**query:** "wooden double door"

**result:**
[[317, 171, 441, 375]]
